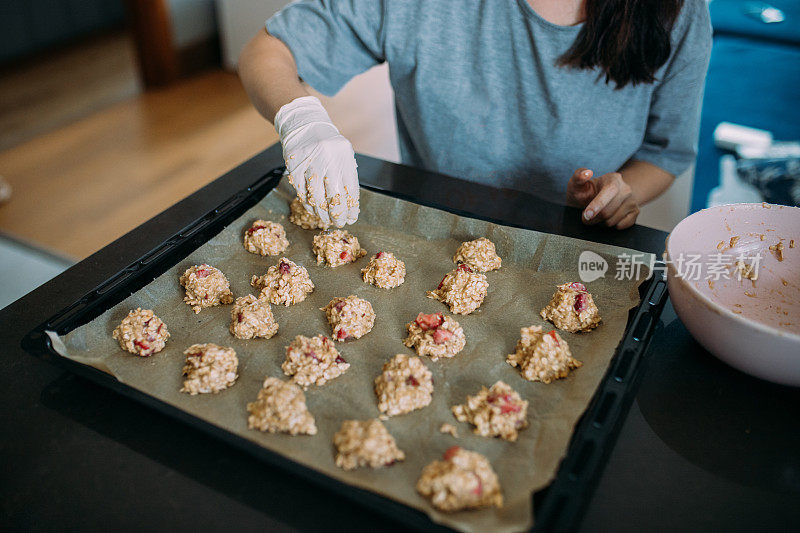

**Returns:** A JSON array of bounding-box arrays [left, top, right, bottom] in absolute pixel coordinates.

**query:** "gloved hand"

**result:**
[[274, 95, 359, 227]]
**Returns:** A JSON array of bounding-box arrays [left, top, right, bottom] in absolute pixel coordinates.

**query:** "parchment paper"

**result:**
[[50, 180, 652, 532]]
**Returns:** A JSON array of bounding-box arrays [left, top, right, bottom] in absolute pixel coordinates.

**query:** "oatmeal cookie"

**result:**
[[507, 326, 581, 383], [179, 264, 234, 313], [229, 295, 278, 339], [289, 197, 330, 230], [451, 381, 528, 441], [247, 377, 317, 435], [281, 334, 350, 389], [333, 419, 406, 470], [453, 237, 502, 272], [251, 257, 314, 306], [540, 282, 601, 332], [403, 312, 466, 361], [242, 220, 289, 256], [374, 354, 434, 417], [416, 446, 503, 512], [180, 343, 238, 395], [361, 251, 406, 288], [112, 308, 169, 357], [321, 295, 376, 341], [427, 264, 488, 315], [312, 229, 366, 267]]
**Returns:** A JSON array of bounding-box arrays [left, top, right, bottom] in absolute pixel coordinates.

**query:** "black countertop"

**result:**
[[1, 145, 798, 532]]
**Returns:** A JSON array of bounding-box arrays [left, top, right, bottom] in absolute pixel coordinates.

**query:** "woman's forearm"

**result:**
[[620, 159, 676, 205], [238, 29, 309, 123]]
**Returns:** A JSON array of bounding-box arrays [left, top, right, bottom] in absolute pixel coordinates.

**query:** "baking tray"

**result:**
[[21, 166, 668, 532]]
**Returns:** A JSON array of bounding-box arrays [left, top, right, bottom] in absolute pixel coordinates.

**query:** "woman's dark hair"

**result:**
[[559, 0, 683, 88]]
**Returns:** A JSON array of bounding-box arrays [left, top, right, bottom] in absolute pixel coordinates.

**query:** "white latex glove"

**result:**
[[274, 95, 359, 227]]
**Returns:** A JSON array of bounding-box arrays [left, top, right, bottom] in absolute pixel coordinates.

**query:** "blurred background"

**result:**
[[0, 0, 798, 309]]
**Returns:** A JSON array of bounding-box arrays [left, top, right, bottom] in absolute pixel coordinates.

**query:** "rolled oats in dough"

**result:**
[[247, 377, 317, 436], [281, 334, 350, 389], [451, 380, 529, 442], [440, 423, 459, 438], [453, 237, 502, 272], [289, 197, 330, 230], [312, 229, 366, 267], [333, 419, 406, 470], [180, 343, 238, 395], [540, 282, 601, 332], [402, 312, 466, 361], [251, 257, 314, 306], [242, 219, 289, 256], [179, 264, 234, 314], [416, 446, 503, 512], [361, 251, 406, 288], [229, 295, 279, 340], [112, 308, 169, 357], [374, 353, 434, 417], [321, 295, 376, 342], [507, 325, 581, 384], [427, 264, 488, 315]]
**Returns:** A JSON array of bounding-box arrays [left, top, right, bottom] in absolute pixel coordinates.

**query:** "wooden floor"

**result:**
[[0, 32, 398, 260]]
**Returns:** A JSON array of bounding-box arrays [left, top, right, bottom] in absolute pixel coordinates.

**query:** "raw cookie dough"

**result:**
[[229, 295, 279, 340], [453, 237, 502, 272], [321, 295, 376, 341], [361, 251, 406, 288], [416, 446, 503, 512], [281, 334, 350, 389], [247, 377, 317, 435], [374, 353, 434, 417], [312, 229, 366, 267], [507, 325, 581, 384], [451, 380, 528, 441], [112, 308, 169, 357], [251, 257, 314, 306], [289, 197, 330, 230], [242, 219, 289, 256], [180, 343, 238, 395], [426, 264, 488, 315], [440, 423, 459, 438], [403, 312, 466, 361], [179, 264, 234, 314], [540, 282, 601, 332], [333, 419, 406, 470]]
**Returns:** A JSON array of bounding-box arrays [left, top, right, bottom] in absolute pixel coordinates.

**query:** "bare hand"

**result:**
[[566, 168, 640, 230]]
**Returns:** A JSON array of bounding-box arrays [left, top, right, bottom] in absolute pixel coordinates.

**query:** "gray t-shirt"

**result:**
[[266, 0, 711, 202]]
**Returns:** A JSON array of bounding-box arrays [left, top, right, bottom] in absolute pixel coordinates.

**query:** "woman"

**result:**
[[238, 0, 712, 229]]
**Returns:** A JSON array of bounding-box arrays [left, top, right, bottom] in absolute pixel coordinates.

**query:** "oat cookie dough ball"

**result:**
[[180, 264, 234, 313], [321, 295, 376, 341], [312, 229, 366, 267], [361, 251, 406, 288], [289, 197, 330, 230], [507, 326, 581, 384], [451, 381, 528, 441], [247, 377, 317, 435], [112, 308, 169, 357], [281, 334, 350, 389], [243, 220, 289, 256], [416, 446, 503, 512], [453, 237, 502, 272], [251, 257, 314, 306], [333, 419, 406, 470], [540, 282, 601, 333], [427, 264, 488, 315], [403, 312, 466, 361], [230, 295, 279, 340], [374, 354, 434, 417], [180, 343, 238, 395]]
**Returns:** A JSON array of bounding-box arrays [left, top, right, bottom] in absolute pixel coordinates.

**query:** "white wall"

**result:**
[[216, 0, 290, 69]]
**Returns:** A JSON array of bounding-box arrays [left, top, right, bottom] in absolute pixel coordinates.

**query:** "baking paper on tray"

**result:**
[[50, 180, 652, 532]]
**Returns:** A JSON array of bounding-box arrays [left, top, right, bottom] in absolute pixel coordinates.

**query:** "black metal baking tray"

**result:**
[[21, 166, 669, 532]]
